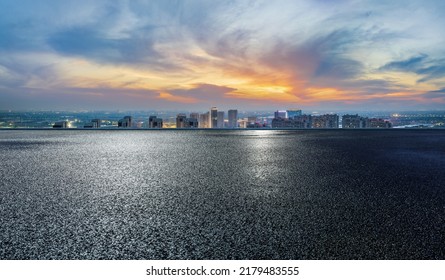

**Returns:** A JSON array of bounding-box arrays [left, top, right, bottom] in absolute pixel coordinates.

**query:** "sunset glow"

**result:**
[[1, 0, 445, 110]]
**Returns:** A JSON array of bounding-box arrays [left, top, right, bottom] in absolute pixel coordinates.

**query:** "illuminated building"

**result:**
[[210, 107, 218, 128], [199, 112, 210, 128]]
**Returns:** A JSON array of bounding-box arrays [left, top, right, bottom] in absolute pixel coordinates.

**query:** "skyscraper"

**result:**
[[217, 111, 225, 128], [210, 107, 218, 128], [184, 118, 198, 128], [148, 116, 163, 128], [342, 114, 367, 128], [118, 116, 132, 128], [228, 109, 238, 128], [190, 112, 200, 120], [312, 114, 339, 128], [176, 113, 187, 128], [274, 110, 287, 119], [287, 109, 302, 119], [199, 112, 210, 128]]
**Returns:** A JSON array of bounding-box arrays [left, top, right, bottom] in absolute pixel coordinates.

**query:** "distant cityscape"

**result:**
[[1, 108, 445, 129]]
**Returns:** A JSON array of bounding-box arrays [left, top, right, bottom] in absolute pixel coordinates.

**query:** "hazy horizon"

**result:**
[[1, 0, 445, 111]]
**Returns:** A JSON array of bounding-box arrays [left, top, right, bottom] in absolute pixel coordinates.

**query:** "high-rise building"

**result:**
[[247, 116, 257, 124], [369, 118, 392, 128], [274, 110, 287, 119], [148, 116, 156, 128], [53, 121, 68, 128], [118, 116, 132, 128], [148, 116, 163, 128], [312, 114, 339, 128], [210, 107, 218, 128], [190, 112, 200, 120], [272, 115, 312, 128], [342, 114, 368, 128], [92, 119, 101, 128], [176, 113, 187, 128], [287, 109, 302, 119], [185, 118, 199, 128], [217, 111, 225, 128], [199, 112, 210, 128], [84, 119, 101, 128], [228, 109, 238, 128]]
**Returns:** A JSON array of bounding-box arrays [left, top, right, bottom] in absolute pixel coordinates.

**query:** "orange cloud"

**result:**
[[158, 92, 199, 103]]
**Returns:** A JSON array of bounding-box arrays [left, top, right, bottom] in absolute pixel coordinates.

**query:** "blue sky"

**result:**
[[1, 0, 445, 111]]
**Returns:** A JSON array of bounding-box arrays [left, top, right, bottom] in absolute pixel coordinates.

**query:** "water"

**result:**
[[0, 130, 444, 259]]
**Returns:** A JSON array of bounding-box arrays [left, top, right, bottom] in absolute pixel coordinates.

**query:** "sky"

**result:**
[[1, 0, 445, 111]]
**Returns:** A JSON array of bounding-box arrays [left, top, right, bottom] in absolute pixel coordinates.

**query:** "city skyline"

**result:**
[[6, 105, 443, 129], [1, 1, 445, 111]]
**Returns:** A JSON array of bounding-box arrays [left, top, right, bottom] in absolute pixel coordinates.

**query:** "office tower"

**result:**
[[118, 116, 132, 128], [217, 111, 225, 128], [210, 107, 218, 128], [185, 118, 198, 128], [287, 109, 302, 119], [199, 112, 209, 128], [152, 117, 163, 128], [148, 116, 156, 128], [190, 112, 200, 120], [176, 113, 187, 128], [148, 116, 163, 128], [274, 110, 287, 119], [124, 116, 132, 127], [228, 109, 238, 128]]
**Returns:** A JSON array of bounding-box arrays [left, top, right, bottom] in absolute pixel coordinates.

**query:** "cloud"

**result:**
[[423, 88, 445, 99], [2, 0, 445, 110], [158, 92, 199, 104], [416, 63, 445, 83], [166, 84, 237, 105], [379, 55, 445, 83], [379, 54, 428, 72]]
